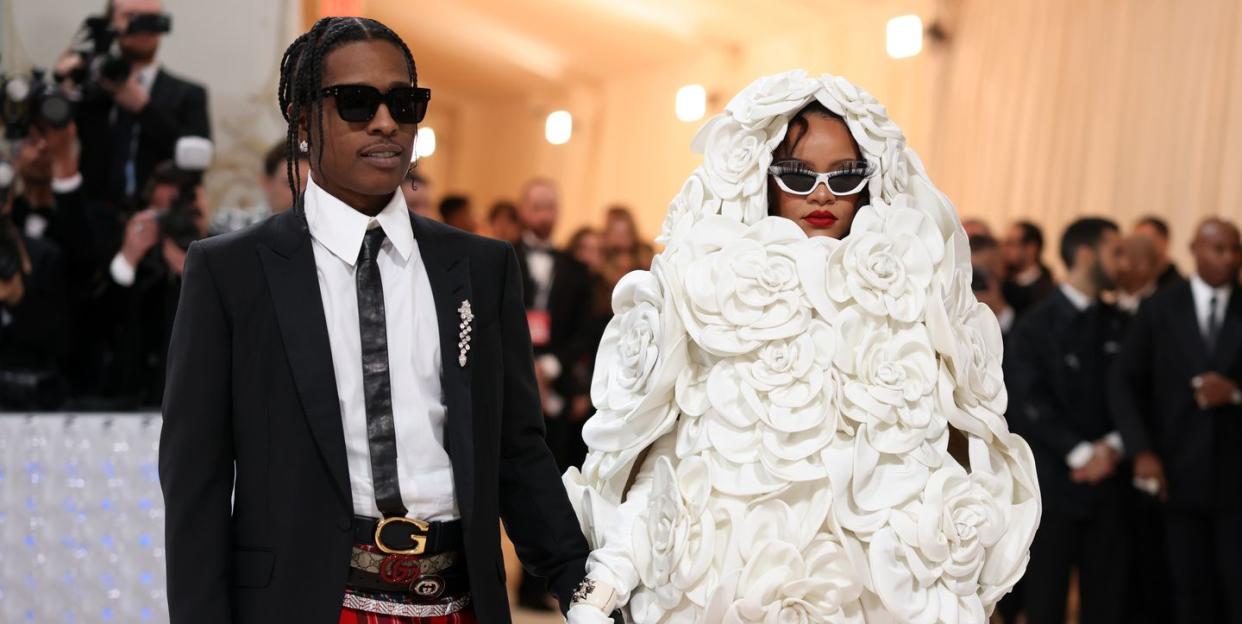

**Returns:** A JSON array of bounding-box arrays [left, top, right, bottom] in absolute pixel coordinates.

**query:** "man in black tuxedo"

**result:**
[[160, 19, 587, 623], [1112, 217, 1242, 623], [1001, 220, 1057, 319], [1005, 217, 1130, 624], [65, 0, 210, 204], [513, 178, 594, 471]]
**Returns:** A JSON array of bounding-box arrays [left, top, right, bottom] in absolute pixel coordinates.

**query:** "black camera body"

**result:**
[[65, 13, 172, 92], [0, 68, 75, 140]]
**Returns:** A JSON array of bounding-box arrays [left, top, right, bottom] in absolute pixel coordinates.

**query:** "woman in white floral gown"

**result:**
[[563, 71, 1041, 624]]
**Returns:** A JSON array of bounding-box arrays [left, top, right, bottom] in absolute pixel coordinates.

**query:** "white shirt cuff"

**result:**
[[1103, 431, 1124, 455], [1066, 441, 1094, 469], [110, 252, 137, 287], [51, 173, 83, 194]]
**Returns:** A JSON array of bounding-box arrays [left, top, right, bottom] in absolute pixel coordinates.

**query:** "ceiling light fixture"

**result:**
[[546, 110, 573, 145], [886, 15, 924, 59]]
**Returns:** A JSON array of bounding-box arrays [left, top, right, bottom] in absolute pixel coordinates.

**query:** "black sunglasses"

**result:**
[[319, 85, 431, 124]]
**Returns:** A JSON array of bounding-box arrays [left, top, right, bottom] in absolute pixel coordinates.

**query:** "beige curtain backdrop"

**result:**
[[928, 0, 1242, 272], [415, 0, 1241, 273]]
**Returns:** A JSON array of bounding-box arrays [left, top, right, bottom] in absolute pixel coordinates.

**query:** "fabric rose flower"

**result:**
[[822, 195, 945, 323], [693, 117, 770, 223], [701, 320, 838, 487], [927, 270, 1008, 416], [676, 216, 814, 357], [704, 501, 864, 623], [630, 456, 722, 622], [867, 463, 1007, 623], [966, 435, 1040, 610], [721, 69, 822, 130], [581, 258, 688, 500], [834, 307, 941, 454], [659, 173, 709, 245]]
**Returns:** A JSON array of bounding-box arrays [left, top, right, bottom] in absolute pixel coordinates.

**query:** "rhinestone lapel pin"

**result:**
[[457, 300, 473, 367]]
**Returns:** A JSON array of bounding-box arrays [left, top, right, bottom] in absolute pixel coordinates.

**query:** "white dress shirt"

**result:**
[[522, 231, 555, 311], [304, 175, 458, 521], [1058, 284, 1124, 468], [1189, 273, 1233, 342]]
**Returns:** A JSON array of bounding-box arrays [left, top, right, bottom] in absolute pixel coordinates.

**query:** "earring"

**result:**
[[298, 140, 309, 153]]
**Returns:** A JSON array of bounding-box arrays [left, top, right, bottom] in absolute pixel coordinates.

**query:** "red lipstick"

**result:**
[[803, 210, 838, 230]]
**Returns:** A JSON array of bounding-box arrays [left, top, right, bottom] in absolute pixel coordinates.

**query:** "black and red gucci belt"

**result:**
[[346, 542, 471, 600]]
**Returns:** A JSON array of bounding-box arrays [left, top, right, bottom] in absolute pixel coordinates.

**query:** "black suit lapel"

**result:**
[[1214, 288, 1242, 368], [257, 211, 351, 507], [411, 213, 476, 520], [149, 70, 169, 107], [514, 241, 536, 309]]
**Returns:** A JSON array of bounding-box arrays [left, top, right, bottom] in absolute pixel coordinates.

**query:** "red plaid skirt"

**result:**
[[338, 605, 477, 624]]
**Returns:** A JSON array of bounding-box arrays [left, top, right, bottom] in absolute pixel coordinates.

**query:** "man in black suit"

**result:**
[[1002, 220, 1057, 319], [159, 19, 587, 623], [1134, 215, 1184, 290], [1112, 217, 1242, 623], [513, 178, 594, 471], [1005, 217, 1130, 624], [64, 0, 210, 204]]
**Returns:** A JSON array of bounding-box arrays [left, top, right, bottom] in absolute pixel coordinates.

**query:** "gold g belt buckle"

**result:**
[[375, 516, 431, 555]]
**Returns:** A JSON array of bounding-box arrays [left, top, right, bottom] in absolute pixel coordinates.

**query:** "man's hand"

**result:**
[[163, 239, 187, 277], [1071, 441, 1119, 484], [102, 75, 150, 114], [1194, 372, 1239, 409], [1133, 450, 1168, 501], [54, 52, 83, 90], [0, 272, 25, 308], [121, 208, 160, 267], [569, 395, 592, 422]]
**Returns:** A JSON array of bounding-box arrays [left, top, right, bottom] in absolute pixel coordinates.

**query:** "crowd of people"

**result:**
[[966, 214, 1242, 623]]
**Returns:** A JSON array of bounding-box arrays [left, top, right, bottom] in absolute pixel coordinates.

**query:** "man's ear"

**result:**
[[285, 104, 310, 144]]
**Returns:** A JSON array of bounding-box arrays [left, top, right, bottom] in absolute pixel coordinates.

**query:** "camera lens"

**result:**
[[38, 93, 74, 128]]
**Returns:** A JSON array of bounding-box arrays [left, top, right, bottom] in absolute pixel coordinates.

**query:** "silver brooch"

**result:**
[[572, 577, 596, 603], [457, 300, 473, 367]]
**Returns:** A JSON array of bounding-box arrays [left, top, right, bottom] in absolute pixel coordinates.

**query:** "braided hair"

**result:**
[[277, 17, 418, 214]]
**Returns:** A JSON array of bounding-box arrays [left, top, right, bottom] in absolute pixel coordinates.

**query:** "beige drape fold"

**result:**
[[927, 0, 1242, 264]]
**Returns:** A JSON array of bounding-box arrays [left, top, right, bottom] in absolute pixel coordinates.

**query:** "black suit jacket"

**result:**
[[78, 68, 211, 203], [111, 247, 181, 408], [513, 242, 594, 407], [1155, 263, 1184, 290], [159, 210, 589, 623], [1002, 264, 1057, 319], [1004, 289, 1129, 515], [1110, 281, 1242, 510]]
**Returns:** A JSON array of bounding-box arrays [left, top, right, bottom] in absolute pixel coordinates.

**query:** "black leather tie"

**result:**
[[357, 226, 407, 517]]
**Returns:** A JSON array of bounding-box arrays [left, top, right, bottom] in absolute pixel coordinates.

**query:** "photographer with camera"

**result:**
[[105, 137, 209, 407], [0, 160, 71, 410], [57, 0, 210, 205]]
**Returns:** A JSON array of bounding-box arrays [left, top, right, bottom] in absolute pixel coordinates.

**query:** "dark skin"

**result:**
[[772, 115, 865, 240], [1132, 218, 1242, 500], [297, 40, 417, 217], [1190, 219, 1242, 407]]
